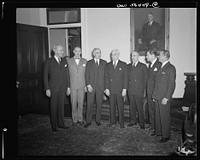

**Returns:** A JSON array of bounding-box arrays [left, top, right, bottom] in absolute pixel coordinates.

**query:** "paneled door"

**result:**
[[17, 24, 49, 114]]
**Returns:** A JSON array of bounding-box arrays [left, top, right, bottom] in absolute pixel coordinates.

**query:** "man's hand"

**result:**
[[161, 97, 169, 105], [138, 38, 142, 44], [104, 89, 110, 97], [87, 85, 93, 93], [66, 87, 70, 95], [46, 89, 51, 97], [122, 89, 126, 97]]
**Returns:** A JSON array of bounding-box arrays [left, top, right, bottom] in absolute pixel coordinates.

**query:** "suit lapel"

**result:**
[[156, 62, 170, 78]]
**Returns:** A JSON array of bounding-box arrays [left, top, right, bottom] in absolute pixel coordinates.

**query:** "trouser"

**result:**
[[147, 94, 155, 129], [86, 89, 103, 123], [50, 90, 65, 130], [155, 100, 171, 138], [70, 89, 85, 123], [109, 94, 124, 126], [128, 94, 144, 126]]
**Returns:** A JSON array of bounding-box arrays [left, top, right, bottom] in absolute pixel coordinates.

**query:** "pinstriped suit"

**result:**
[[146, 59, 161, 129]]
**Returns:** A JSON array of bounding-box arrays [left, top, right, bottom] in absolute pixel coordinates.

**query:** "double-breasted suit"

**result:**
[[67, 57, 87, 123], [105, 60, 128, 126], [43, 56, 70, 131], [152, 62, 176, 138], [127, 61, 148, 127], [146, 59, 161, 130], [85, 59, 107, 124]]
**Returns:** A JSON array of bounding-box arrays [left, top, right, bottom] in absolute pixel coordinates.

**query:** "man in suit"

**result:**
[[152, 50, 176, 143], [84, 48, 107, 128], [67, 47, 87, 126], [145, 50, 161, 133], [138, 12, 162, 51], [127, 51, 148, 129], [43, 44, 70, 132], [105, 49, 128, 128]]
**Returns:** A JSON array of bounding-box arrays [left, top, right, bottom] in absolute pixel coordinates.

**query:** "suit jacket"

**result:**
[[43, 56, 70, 92], [147, 59, 162, 95], [67, 57, 87, 90], [85, 59, 107, 92], [142, 21, 161, 43], [127, 61, 148, 96], [152, 62, 176, 100], [105, 60, 128, 94]]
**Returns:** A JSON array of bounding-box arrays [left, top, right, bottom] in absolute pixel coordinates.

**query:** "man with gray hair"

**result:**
[[84, 48, 107, 128], [105, 49, 128, 128], [43, 44, 70, 132]]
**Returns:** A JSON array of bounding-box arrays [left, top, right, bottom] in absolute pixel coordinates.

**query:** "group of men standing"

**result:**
[[43, 45, 176, 143]]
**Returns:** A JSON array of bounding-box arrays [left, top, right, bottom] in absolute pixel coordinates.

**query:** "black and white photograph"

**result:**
[[1, 1, 197, 159]]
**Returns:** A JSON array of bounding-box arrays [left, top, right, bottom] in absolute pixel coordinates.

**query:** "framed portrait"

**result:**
[[130, 8, 169, 55]]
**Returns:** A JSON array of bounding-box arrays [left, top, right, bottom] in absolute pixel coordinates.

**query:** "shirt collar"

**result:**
[[151, 58, 157, 67], [161, 60, 169, 68], [113, 60, 119, 65], [133, 61, 138, 66]]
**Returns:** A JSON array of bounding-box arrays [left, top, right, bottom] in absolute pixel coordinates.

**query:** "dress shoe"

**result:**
[[52, 129, 57, 132], [127, 123, 137, 127], [159, 137, 170, 143], [96, 122, 101, 126], [120, 125, 125, 129], [58, 126, 69, 129], [72, 122, 78, 127], [140, 125, 145, 129], [151, 131, 156, 136], [84, 123, 91, 128], [78, 121, 84, 126], [107, 123, 115, 127]]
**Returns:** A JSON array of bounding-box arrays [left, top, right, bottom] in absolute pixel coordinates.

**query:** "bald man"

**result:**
[[105, 49, 128, 128], [43, 44, 70, 132]]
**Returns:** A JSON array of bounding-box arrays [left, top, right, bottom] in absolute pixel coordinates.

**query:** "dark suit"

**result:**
[[85, 59, 107, 124], [152, 62, 176, 138], [43, 56, 70, 131], [146, 59, 161, 129], [127, 62, 148, 127], [141, 21, 162, 50], [105, 60, 128, 126]]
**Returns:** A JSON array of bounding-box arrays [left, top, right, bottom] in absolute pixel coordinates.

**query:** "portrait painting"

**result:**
[[130, 8, 169, 55]]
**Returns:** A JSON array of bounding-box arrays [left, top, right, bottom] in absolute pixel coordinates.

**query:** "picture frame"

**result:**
[[130, 8, 170, 55], [46, 8, 81, 25]]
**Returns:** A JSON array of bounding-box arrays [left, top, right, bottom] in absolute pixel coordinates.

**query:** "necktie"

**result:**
[[58, 58, 61, 64], [95, 60, 99, 66], [114, 61, 117, 68], [132, 63, 135, 68]]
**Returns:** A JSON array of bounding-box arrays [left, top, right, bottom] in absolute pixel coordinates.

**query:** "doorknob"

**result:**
[[16, 81, 20, 88]]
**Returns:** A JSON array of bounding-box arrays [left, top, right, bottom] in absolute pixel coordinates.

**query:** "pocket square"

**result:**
[[154, 68, 158, 71], [83, 64, 86, 67], [162, 72, 165, 74], [64, 64, 67, 67]]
